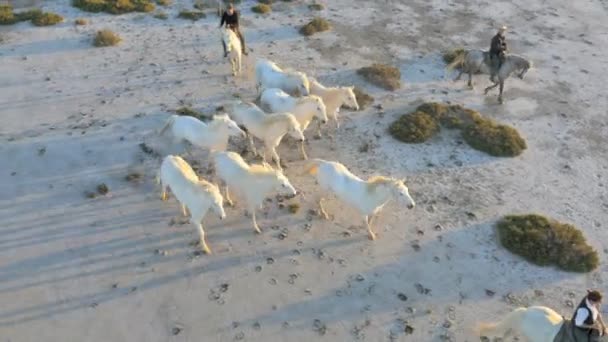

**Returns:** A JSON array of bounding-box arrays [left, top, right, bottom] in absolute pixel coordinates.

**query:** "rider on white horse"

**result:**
[[572, 290, 608, 342], [489, 25, 508, 83], [219, 3, 248, 56]]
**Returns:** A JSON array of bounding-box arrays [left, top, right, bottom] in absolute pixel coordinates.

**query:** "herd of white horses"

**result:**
[[152, 26, 580, 342]]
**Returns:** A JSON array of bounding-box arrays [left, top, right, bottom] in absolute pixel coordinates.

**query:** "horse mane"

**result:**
[[296, 94, 322, 104], [248, 163, 280, 177], [366, 176, 398, 193]]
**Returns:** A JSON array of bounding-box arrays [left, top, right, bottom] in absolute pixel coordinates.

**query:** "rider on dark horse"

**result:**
[[489, 26, 508, 83], [219, 3, 248, 56], [572, 290, 608, 342]]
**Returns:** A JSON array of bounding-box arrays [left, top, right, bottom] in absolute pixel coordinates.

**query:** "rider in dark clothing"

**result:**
[[489, 26, 508, 82], [219, 4, 248, 56], [572, 290, 608, 342]]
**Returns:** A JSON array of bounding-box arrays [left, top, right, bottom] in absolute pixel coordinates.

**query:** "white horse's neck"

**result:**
[[366, 183, 394, 209]]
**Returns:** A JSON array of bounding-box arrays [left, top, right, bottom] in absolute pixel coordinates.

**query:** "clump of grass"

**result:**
[[442, 47, 466, 65], [75, 18, 88, 25], [308, 3, 324, 11], [287, 203, 300, 214], [0, 5, 15, 25], [72, 0, 155, 15], [93, 29, 121, 47], [97, 183, 109, 195], [175, 107, 211, 121], [497, 214, 599, 273], [390, 102, 527, 157], [178, 9, 205, 21], [15, 8, 43, 21], [353, 87, 374, 110], [252, 4, 271, 14], [0, 6, 52, 25], [462, 117, 527, 157], [125, 172, 143, 183], [32, 12, 64, 26], [389, 111, 440, 143], [153, 11, 167, 19], [258, 0, 273, 4], [299, 17, 330, 36], [357, 64, 401, 91], [156, 0, 171, 6]]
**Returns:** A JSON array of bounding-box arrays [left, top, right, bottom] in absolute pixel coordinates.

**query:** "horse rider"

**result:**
[[489, 25, 508, 82], [573, 290, 608, 342], [219, 3, 248, 56]]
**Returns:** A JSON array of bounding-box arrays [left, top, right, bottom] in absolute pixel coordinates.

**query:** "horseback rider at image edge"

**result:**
[[489, 25, 508, 83], [573, 290, 608, 342], [219, 3, 248, 56]]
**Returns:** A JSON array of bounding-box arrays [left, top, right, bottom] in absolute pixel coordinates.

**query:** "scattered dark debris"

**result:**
[[397, 293, 408, 301], [38, 147, 46, 156], [97, 183, 109, 195], [125, 172, 143, 183], [172, 326, 182, 336], [287, 203, 300, 214], [485, 289, 495, 297], [313, 319, 327, 336]]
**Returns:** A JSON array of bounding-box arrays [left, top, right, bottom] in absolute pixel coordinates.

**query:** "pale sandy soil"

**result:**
[[1, 0, 608, 341]]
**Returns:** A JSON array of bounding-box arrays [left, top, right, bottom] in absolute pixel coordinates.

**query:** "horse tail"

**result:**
[[302, 159, 323, 176], [446, 50, 467, 71], [475, 307, 527, 338], [159, 115, 176, 136]]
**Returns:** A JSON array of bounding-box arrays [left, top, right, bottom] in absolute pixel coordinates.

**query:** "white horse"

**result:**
[[305, 159, 415, 240], [476, 306, 602, 342], [259, 88, 328, 158], [213, 151, 297, 234], [221, 27, 242, 76], [158, 155, 226, 254], [159, 114, 245, 154], [255, 59, 310, 96], [446, 49, 532, 104], [309, 77, 359, 128], [227, 101, 305, 170]]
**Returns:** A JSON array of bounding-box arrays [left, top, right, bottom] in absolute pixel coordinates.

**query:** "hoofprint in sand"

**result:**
[[1, 0, 608, 341]]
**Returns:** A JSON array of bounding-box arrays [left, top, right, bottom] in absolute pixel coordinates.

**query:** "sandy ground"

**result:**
[[1, 0, 608, 341]]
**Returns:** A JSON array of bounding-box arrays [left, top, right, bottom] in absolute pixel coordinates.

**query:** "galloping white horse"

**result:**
[[158, 155, 226, 254], [255, 59, 310, 96], [305, 159, 415, 240], [213, 151, 297, 234], [222, 27, 242, 76], [259, 88, 328, 158], [309, 77, 359, 128], [227, 101, 305, 170], [447, 49, 532, 104], [477, 306, 596, 342], [160, 114, 245, 154]]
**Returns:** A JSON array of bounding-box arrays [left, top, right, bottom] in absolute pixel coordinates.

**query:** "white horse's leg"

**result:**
[[250, 205, 262, 234], [247, 133, 258, 156], [194, 220, 212, 254], [161, 183, 168, 201], [181, 204, 189, 217], [365, 215, 377, 240], [498, 80, 504, 104], [299, 141, 308, 161], [318, 197, 329, 220], [270, 147, 283, 170], [224, 186, 234, 207]]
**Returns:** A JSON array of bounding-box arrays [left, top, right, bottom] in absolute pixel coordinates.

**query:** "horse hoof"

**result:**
[[254, 228, 262, 234], [368, 233, 377, 241]]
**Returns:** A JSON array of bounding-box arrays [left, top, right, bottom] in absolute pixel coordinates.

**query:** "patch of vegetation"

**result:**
[[97, 183, 109, 195], [153, 11, 167, 19], [299, 17, 330, 36], [308, 3, 324, 11], [462, 118, 527, 157], [497, 214, 599, 273], [72, 0, 155, 15], [252, 4, 271, 14], [32, 12, 64, 26], [357, 64, 401, 91], [156, 0, 171, 5], [178, 10, 205, 21], [352, 87, 374, 110], [389, 111, 440, 143], [287, 203, 300, 214], [175, 107, 210, 121], [15, 8, 43, 21], [75, 18, 88, 25], [390, 102, 527, 157], [125, 172, 143, 183], [442, 47, 465, 64], [258, 0, 273, 4], [93, 29, 121, 47]]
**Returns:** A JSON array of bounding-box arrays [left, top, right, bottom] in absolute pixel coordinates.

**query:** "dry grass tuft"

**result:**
[[389, 111, 440, 143], [497, 214, 599, 273], [156, 0, 171, 6], [175, 107, 211, 121], [308, 3, 324, 11], [32, 12, 64, 26], [352, 87, 374, 110], [1, 6, 63, 26], [299, 17, 330, 36], [442, 47, 466, 65], [357, 64, 401, 91], [252, 4, 271, 14], [462, 118, 527, 157], [287, 203, 300, 214], [178, 9, 205, 21], [75, 18, 88, 25], [125, 172, 143, 183], [257, 0, 273, 4], [93, 29, 121, 47], [153, 11, 167, 19], [73, 0, 155, 14], [97, 183, 109, 195]]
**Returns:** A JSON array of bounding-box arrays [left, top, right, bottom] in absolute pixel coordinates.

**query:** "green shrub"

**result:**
[[0, 5, 17, 25], [252, 4, 271, 14], [442, 47, 465, 64], [308, 3, 324, 11], [73, 0, 155, 15], [32, 12, 64, 26], [258, 0, 273, 4], [462, 118, 526, 157], [389, 111, 440, 143], [299, 17, 330, 36], [497, 214, 599, 273], [153, 11, 167, 19], [415, 102, 481, 129], [352, 87, 374, 110], [93, 29, 121, 47], [156, 0, 171, 5], [178, 10, 205, 21], [357, 63, 401, 91]]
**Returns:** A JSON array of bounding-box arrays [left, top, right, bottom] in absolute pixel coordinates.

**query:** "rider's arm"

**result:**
[[219, 13, 225, 28], [575, 308, 593, 328]]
